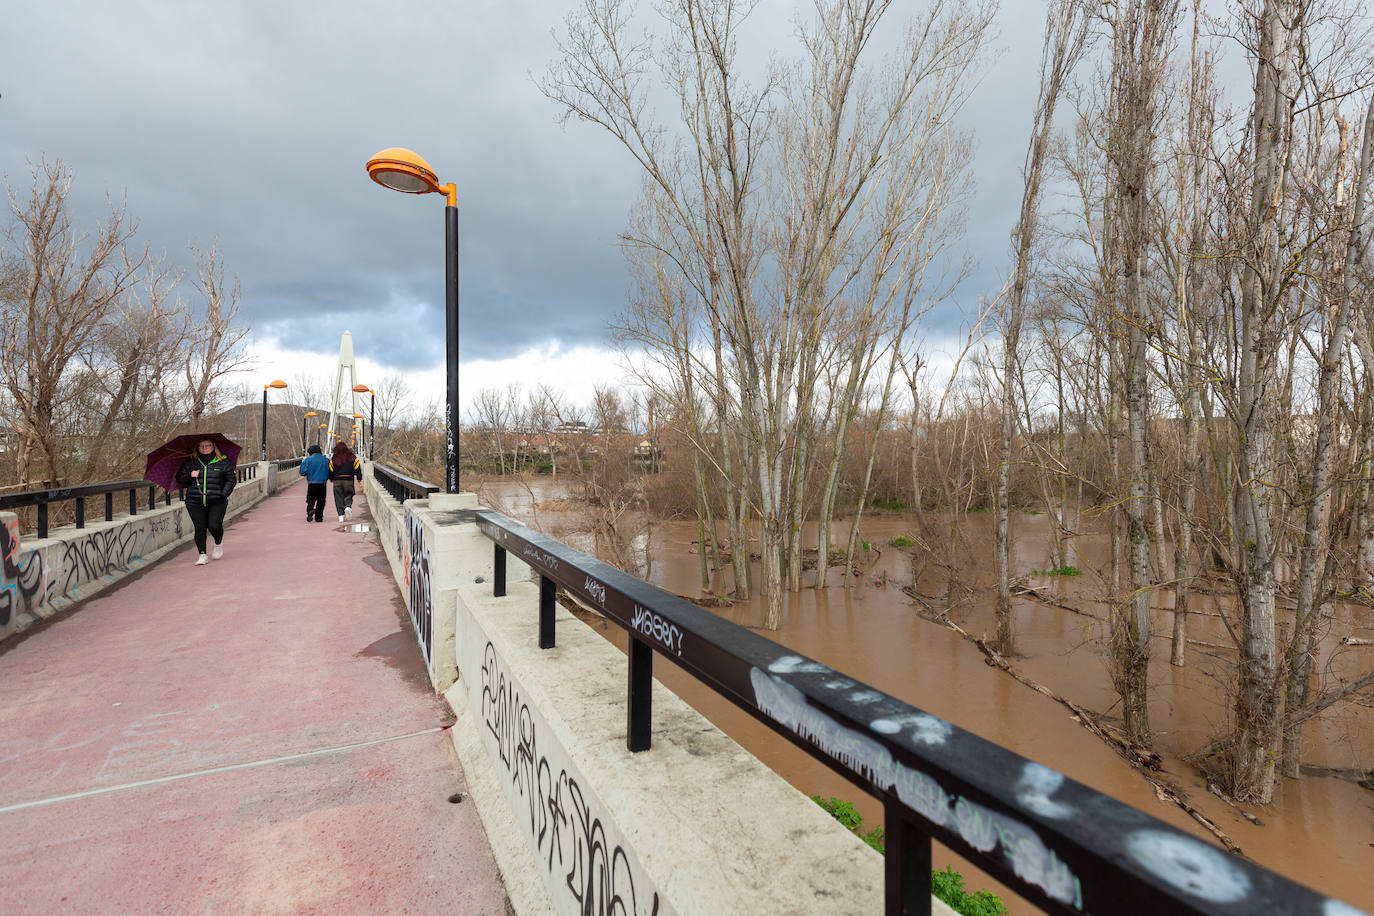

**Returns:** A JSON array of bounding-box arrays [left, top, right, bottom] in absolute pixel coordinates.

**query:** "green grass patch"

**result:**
[[810, 796, 1007, 916], [1029, 565, 1080, 577], [888, 534, 915, 548]]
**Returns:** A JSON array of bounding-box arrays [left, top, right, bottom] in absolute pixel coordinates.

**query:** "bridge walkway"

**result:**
[[0, 480, 510, 914]]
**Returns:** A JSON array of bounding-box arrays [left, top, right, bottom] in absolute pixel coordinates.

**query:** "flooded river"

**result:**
[[476, 478, 1374, 911]]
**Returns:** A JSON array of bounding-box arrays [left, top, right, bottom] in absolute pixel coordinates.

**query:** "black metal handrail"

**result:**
[[275, 456, 304, 471], [372, 463, 439, 502], [474, 509, 1343, 916], [0, 479, 180, 539], [2, 463, 262, 538]]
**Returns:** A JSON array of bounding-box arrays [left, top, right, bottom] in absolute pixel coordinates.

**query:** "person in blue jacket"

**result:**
[[299, 444, 331, 522]]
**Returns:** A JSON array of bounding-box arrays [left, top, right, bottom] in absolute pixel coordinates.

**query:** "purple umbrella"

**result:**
[[144, 433, 242, 491]]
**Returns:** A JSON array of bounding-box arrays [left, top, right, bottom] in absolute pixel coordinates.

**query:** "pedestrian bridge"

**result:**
[[0, 466, 1360, 915]]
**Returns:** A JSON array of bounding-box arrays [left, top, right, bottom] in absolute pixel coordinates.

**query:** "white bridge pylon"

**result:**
[[326, 331, 363, 455]]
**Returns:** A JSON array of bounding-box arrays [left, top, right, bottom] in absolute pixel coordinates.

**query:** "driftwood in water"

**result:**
[[930, 616, 1245, 855]]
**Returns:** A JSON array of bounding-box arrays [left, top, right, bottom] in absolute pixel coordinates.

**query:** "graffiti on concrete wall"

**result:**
[[2, 510, 190, 631], [1, 516, 45, 629], [43, 513, 182, 608], [480, 641, 660, 916], [404, 506, 433, 671]]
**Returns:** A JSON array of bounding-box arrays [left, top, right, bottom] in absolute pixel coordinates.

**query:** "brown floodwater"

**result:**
[[475, 478, 1374, 912]]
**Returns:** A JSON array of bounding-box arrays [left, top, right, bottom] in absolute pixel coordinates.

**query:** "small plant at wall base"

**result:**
[[810, 796, 1007, 916]]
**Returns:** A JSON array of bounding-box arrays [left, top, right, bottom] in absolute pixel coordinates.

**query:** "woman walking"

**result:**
[[329, 442, 362, 523], [176, 438, 237, 565]]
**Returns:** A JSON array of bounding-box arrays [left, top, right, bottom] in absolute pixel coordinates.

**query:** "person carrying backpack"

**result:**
[[329, 442, 363, 522]]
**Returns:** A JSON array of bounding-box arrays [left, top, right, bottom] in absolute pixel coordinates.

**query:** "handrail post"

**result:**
[[37, 503, 48, 539], [627, 637, 652, 752], [147, 485, 155, 509], [884, 798, 931, 916], [539, 575, 555, 649], [129, 488, 137, 516], [105, 492, 113, 521], [75, 498, 85, 529], [494, 544, 506, 597]]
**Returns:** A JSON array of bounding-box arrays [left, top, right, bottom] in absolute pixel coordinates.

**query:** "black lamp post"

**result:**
[[353, 385, 375, 460], [302, 412, 317, 454], [365, 147, 460, 493], [261, 380, 288, 460]]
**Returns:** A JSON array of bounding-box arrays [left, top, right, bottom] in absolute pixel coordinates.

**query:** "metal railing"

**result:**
[[2, 463, 261, 539], [474, 508, 1341, 916], [275, 456, 304, 471], [0, 479, 179, 539], [372, 463, 439, 502]]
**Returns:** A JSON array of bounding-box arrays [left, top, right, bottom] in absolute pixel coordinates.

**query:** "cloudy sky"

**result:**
[[3, 0, 1055, 414]]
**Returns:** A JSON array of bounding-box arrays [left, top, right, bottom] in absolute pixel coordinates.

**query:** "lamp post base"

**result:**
[[428, 492, 478, 511]]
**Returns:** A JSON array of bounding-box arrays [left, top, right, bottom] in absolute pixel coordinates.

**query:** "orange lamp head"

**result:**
[[366, 147, 456, 205], [353, 384, 371, 393], [266, 379, 288, 389]]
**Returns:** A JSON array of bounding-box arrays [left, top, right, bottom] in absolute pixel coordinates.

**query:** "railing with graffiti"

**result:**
[[473, 508, 1348, 916]]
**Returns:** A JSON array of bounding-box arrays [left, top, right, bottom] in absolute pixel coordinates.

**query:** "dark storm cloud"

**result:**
[[2, 0, 1047, 371]]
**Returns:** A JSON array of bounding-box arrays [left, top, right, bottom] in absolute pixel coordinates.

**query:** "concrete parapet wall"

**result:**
[[360, 476, 956, 914], [358, 484, 953, 914], [0, 464, 279, 643], [360, 466, 468, 692]]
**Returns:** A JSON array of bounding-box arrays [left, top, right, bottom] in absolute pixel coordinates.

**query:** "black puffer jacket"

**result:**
[[176, 455, 237, 504]]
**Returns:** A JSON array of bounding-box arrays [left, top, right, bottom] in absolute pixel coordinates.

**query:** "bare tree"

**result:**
[[185, 239, 251, 423], [994, 0, 1089, 654], [0, 159, 147, 485], [545, 0, 994, 627]]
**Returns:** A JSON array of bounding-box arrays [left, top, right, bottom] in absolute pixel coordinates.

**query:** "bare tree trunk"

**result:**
[[1280, 93, 1374, 779], [995, 0, 1086, 655], [1230, 0, 1301, 805]]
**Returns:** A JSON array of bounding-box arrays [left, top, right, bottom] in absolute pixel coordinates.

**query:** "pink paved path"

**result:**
[[0, 480, 510, 914]]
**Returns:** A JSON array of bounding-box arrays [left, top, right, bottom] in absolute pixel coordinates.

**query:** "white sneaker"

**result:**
[[339, 514, 345, 522], [212, 545, 223, 560], [345, 507, 352, 519], [195, 554, 208, 566]]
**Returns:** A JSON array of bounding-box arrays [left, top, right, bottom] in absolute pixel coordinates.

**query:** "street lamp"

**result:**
[[303, 411, 317, 452], [366, 147, 460, 493], [353, 384, 375, 460], [351, 412, 365, 458], [261, 380, 288, 460]]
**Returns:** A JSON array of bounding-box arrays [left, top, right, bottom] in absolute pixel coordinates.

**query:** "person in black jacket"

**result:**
[[329, 442, 363, 523], [175, 438, 237, 565]]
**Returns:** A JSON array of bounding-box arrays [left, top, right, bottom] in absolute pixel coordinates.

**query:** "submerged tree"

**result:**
[[545, 0, 994, 627]]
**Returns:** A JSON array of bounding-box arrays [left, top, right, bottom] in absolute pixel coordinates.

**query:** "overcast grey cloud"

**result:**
[[2, 0, 1051, 375]]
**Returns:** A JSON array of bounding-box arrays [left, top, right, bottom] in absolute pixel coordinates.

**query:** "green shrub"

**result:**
[[810, 796, 884, 852], [889, 534, 915, 548], [1030, 565, 1081, 577], [810, 797, 1007, 915], [931, 866, 1009, 916]]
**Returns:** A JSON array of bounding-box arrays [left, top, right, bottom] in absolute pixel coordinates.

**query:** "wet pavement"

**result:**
[[0, 481, 509, 914]]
